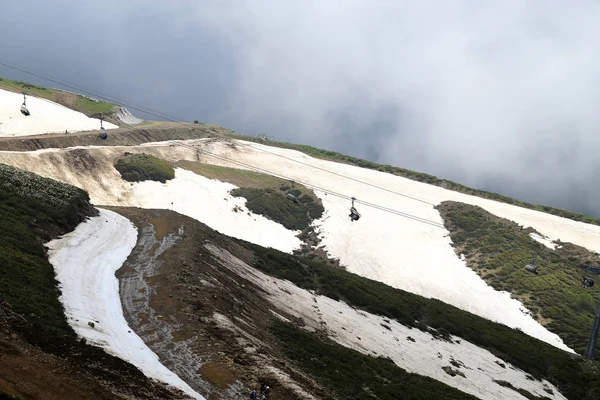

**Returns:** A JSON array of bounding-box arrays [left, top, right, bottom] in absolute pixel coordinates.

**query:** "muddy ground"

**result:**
[[110, 207, 328, 400]]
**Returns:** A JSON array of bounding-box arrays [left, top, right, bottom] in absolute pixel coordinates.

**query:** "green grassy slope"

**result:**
[[437, 201, 600, 354], [234, 239, 600, 400], [115, 153, 175, 183], [0, 76, 116, 115], [0, 163, 96, 340]]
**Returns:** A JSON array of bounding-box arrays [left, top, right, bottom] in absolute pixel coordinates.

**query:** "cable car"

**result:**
[[524, 255, 538, 274], [98, 116, 107, 140], [583, 276, 595, 288], [349, 196, 361, 221], [20, 94, 30, 116]]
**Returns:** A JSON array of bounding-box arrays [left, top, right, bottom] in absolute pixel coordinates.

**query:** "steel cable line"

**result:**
[[0, 62, 444, 227], [172, 140, 445, 228], [0, 61, 435, 206], [0, 62, 180, 122], [230, 141, 435, 205]]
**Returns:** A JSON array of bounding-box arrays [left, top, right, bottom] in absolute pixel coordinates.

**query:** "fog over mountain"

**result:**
[[2, 0, 600, 215]]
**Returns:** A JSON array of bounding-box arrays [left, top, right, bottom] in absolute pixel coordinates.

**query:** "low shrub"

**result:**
[[0, 164, 94, 343], [114, 154, 175, 183], [231, 187, 324, 230], [437, 201, 600, 354]]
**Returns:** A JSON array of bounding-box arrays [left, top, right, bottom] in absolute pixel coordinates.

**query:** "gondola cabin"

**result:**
[[524, 263, 538, 274], [20, 94, 30, 116]]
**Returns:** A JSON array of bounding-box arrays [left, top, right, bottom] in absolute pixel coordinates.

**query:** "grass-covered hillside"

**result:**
[[234, 239, 600, 400], [178, 161, 324, 230], [0, 164, 183, 399], [230, 133, 600, 226], [0, 76, 116, 115], [0, 163, 96, 340], [115, 153, 175, 183], [437, 201, 600, 355]]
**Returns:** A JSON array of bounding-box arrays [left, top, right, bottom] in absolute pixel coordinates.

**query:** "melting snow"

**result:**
[[129, 168, 302, 253], [206, 243, 568, 400], [46, 209, 204, 400], [0, 88, 118, 137], [0, 139, 586, 351], [529, 233, 558, 249], [186, 139, 579, 352]]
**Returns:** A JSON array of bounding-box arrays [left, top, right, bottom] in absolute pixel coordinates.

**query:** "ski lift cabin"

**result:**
[[583, 276, 595, 288], [349, 196, 361, 221], [524, 255, 538, 274], [20, 94, 30, 116], [98, 117, 107, 140]]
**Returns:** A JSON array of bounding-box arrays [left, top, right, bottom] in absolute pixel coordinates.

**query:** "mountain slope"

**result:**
[[0, 138, 588, 352], [3, 85, 600, 399], [110, 207, 597, 400], [0, 164, 190, 399], [46, 208, 203, 399]]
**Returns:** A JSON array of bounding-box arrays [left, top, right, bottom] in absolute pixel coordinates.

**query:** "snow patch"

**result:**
[[206, 243, 567, 400], [529, 232, 558, 249], [129, 168, 302, 253], [46, 209, 204, 400], [115, 106, 143, 125], [0, 89, 118, 137]]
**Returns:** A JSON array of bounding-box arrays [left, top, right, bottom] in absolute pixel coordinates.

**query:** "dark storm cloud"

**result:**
[[2, 1, 600, 215]]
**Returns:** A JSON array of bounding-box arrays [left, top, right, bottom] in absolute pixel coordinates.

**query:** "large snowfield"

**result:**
[[0, 89, 118, 137], [0, 138, 591, 353], [207, 243, 568, 400], [46, 209, 204, 400], [0, 139, 586, 352]]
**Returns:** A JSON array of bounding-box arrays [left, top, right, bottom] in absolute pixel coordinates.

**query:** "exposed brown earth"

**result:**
[[0, 309, 185, 400], [0, 122, 232, 151], [110, 207, 328, 400]]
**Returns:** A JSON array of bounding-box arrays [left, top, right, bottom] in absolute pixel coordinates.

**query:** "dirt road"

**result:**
[[0, 121, 233, 151]]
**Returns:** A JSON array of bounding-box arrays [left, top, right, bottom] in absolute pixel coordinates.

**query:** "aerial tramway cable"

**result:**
[[0, 62, 445, 228]]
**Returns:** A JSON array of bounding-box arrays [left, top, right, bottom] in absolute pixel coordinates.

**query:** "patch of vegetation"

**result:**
[[178, 161, 289, 189], [235, 239, 600, 400], [0, 78, 52, 98], [230, 187, 324, 230], [0, 164, 95, 341], [228, 132, 600, 226], [0, 76, 116, 116], [178, 161, 324, 230], [114, 154, 175, 183], [493, 380, 551, 400], [437, 201, 600, 353], [73, 95, 116, 115], [270, 320, 478, 400]]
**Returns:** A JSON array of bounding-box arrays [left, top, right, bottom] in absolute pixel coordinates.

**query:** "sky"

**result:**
[[2, 1, 600, 216]]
